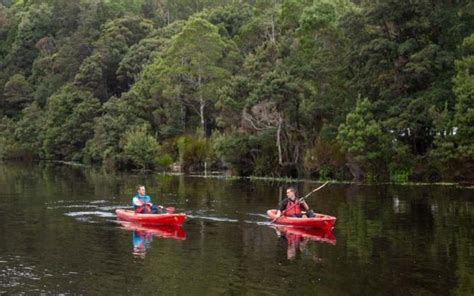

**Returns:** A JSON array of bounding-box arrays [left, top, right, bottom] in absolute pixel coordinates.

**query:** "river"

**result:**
[[0, 163, 472, 295]]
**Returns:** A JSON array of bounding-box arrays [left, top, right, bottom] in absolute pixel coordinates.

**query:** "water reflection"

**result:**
[[1, 163, 473, 295], [118, 222, 186, 257], [272, 226, 336, 260]]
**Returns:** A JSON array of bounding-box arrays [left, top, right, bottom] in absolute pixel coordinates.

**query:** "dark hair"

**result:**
[[136, 185, 145, 191]]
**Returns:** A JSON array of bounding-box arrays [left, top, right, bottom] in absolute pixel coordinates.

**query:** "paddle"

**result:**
[[270, 181, 329, 224], [140, 204, 175, 214], [157, 205, 175, 214]]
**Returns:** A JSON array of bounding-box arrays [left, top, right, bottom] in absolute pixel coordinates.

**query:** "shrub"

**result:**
[[177, 134, 210, 172], [122, 124, 159, 169]]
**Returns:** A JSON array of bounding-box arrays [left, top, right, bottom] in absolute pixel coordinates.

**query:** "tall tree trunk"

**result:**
[[197, 75, 208, 138], [276, 116, 283, 164], [180, 99, 187, 132]]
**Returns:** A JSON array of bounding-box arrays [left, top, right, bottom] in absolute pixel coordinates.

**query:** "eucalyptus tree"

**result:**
[[159, 16, 234, 138]]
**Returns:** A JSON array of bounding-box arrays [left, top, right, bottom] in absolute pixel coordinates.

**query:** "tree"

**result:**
[[0, 4, 10, 61], [4, 3, 54, 72], [160, 16, 233, 137], [202, 3, 254, 38], [341, 1, 463, 156], [0, 116, 19, 159], [73, 16, 154, 100], [452, 34, 474, 161], [432, 33, 474, 180], [3, 73, 33, 114], [337, 98, 389, 181], [85, 90, 149, 166], [116, 36, 162, 90], [14, 101, 45, 157], [242, 68, 302, 168], [43, 84, 100, 160], [122, 123, 159, 169]]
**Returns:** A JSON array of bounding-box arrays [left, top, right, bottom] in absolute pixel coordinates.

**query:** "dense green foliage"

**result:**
[[0, 0, 472, 182]]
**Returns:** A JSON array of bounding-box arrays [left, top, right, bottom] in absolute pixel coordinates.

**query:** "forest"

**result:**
[[0, 0, 472, 182]]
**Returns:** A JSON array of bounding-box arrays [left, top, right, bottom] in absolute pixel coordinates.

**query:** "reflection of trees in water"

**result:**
[[1, 163, 472, 294], [335, 185, 473, 295]]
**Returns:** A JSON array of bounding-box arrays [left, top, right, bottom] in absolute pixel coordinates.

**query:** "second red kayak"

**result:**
[[116, 209, 186, 226], [267, 209, 336, 230]]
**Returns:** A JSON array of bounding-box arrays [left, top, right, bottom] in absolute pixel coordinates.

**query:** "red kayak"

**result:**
[[267, 209, 336, 230], [116, 209, 186, 226]]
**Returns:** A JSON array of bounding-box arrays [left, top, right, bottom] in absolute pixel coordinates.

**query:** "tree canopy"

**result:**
[[0, 0, 472, 182]]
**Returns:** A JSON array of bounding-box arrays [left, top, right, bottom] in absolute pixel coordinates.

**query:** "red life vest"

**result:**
[[284, 199, 302, 216], [135, 204, 151, 213]]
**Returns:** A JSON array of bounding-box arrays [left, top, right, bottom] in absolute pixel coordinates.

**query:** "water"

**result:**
[[0, 163, 472, 295]]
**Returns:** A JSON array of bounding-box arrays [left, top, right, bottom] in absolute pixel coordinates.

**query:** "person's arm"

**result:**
[[133, 196, 144, 207], [145, 195, 153, 206], [299, 198, 310, 211]]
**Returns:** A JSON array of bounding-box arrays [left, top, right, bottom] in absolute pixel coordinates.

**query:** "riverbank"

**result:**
[[6, 160, 470, 188]]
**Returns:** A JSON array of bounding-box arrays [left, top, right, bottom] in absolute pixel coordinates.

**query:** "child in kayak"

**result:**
[[275, 187, 316, 219], [132, 185, 164, 214]]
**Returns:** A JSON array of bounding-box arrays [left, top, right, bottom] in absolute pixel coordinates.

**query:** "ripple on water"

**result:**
[[90, 200, 109, 204], [64, 211, 116, 218], [98, 205, 128, 211], [187, 215, 238, 223], [47, 200, 127, 224], [0, 255, 79, 293], [47, 204, 99, 210]]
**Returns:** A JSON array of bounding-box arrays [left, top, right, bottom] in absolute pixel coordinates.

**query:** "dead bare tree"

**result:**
[[242, 100, 299, 166]]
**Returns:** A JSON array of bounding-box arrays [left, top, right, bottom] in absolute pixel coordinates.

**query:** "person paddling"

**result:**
[[132, 185, 164, 214], [275, 187, 316, 219]]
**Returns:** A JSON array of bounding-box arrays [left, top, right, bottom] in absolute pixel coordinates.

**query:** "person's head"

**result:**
[[136, 185, 146, 196], [286, 187, 297, 200]]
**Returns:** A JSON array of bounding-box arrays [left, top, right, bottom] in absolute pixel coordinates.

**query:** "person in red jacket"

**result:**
[[275, 187, 315, 219]]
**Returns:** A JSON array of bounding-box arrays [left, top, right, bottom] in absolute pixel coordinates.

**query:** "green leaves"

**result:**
[[452, 34, 474, 160], [338, 98, 389, 180], [122, 123, 159, 169], [3, 73, 33, 113], [158, 16, 233, 137], [73, 16, 154, 99], [0, 1, 471, 181], [43, 84, 100, 160]]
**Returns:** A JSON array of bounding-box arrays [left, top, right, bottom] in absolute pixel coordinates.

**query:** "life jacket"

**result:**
[[284, 199, 302, 216], [135, 204, 152, 213], [133, 194, 151, 213]]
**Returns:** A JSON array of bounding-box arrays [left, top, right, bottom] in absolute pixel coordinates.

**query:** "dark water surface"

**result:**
[[0, 163, 472, 295]]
